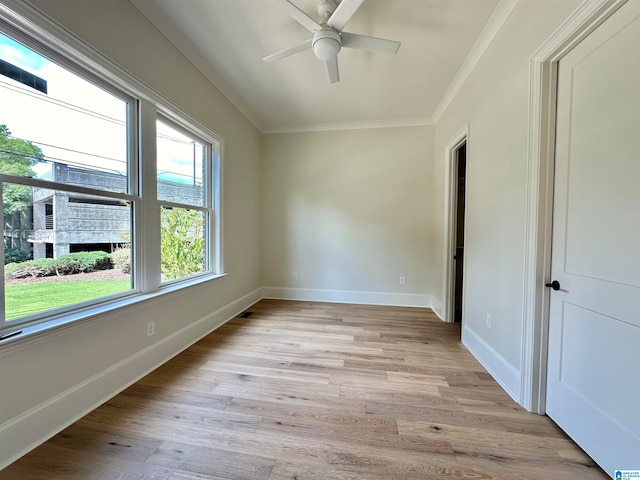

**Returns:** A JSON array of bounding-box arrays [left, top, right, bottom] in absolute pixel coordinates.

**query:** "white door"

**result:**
[[546, 0, 640, 476]]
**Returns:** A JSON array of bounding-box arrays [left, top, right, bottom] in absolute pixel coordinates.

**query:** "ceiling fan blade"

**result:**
[[275, 0, 321, 32], [341, 32, 401, 54], [325, 57, 340, 83], [263, 39, 312, 63], [327, 0, 364, 32]]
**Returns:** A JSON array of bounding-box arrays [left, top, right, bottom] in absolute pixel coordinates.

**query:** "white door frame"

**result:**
[[520, 0, 627, 413], [442, 125, 469, 324]]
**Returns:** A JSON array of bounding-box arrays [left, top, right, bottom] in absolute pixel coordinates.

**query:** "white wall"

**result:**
[[0, 0, 262, 468], [432, 0, 582, 401], [261, 127, 437, 307]]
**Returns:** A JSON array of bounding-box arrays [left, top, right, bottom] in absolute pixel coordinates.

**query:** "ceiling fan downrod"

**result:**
[[317, 0, 338, 20]]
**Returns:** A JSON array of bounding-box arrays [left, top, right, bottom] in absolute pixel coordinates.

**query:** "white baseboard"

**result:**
[[0, 287, 262, 471], [461, 325, 521, 403], [431, 296, 445, 321], [261, 286, 432, 308]]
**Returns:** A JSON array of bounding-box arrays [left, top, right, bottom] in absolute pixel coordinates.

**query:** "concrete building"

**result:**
[[31, 162, 129, 258], [4, 161, 202, 259]]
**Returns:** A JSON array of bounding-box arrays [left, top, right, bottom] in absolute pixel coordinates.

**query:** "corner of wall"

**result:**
[[461, 324, 521, 403], [431, 296, 445, 321], [261, 286, 433, 309]]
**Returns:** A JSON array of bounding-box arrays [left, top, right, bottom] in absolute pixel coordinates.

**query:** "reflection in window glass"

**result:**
[[156, 119, 205, 207], [0, 32, 128, 190]]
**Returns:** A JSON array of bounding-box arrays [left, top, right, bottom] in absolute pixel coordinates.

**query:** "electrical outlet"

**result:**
[[486, 314, 492, 329], [399, 276, 406, 285], [292, 272, 298, 280], [147, 321, 155, 337]]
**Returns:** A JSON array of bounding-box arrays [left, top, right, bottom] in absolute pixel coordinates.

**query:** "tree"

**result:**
[[0, 124, 45, 214], [160, 207, 204, 281]]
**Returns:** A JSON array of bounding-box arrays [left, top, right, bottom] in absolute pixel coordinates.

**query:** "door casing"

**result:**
[[521, 0, 628, 414], [442, 125, 469, 324]]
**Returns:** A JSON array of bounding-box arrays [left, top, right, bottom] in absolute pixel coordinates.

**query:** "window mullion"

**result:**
[[128, 98, 142, 294], [138, 100, 160, 293]]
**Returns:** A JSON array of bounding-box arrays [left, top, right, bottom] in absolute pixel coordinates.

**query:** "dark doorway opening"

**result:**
[[453, 143, 466, 323]]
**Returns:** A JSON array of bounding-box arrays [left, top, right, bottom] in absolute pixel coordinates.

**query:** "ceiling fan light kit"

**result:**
[[264, 0, 401, 84], [312, 29, 341, 60]]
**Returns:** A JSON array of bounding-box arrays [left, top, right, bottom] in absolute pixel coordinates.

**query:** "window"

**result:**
[[157, 118, 212, 283], [0, 11, 222, 338]]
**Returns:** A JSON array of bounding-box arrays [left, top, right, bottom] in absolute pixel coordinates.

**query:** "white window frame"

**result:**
[[0, 1, 224, 343], [156, 113, 220, 286]]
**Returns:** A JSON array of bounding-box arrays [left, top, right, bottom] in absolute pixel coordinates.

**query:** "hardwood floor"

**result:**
[[1, 299, 607, 479]]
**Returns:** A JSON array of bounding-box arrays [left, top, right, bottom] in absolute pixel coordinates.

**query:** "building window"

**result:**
[[44, 203, 53, 229], [0, 9, 222, 337]]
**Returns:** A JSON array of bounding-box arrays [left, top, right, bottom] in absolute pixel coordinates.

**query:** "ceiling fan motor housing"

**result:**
[[312, 28, 341, 60], [317, 0, 338, 19]]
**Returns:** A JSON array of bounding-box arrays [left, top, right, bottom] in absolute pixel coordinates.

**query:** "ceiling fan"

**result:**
[[263, 0, 401, 84]]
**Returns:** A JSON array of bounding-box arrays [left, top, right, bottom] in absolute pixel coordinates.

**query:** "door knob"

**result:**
[[545, 280, 560, 291]]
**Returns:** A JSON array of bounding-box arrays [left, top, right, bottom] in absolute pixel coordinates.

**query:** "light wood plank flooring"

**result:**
[[0, 300, 607, 479]]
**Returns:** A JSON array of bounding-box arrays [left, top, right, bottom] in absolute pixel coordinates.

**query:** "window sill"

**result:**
[[0, 272, 227, 353]]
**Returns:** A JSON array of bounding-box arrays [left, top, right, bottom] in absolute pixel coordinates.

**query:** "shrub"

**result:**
[[54, 256, 87, 275], [5, 251, 113, 279], [161, 208, 204, 281], [4, 247, 29, 265], [54, 251, 113, 275], [5, 258, 58, 279], [111, 248, 130, 274]]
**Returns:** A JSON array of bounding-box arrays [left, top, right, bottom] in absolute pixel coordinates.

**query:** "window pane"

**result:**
[[160, 206, 205, 282], [3, 183, 133, 321], [0, 33, 129, 192], [157, 120, 205, 207]]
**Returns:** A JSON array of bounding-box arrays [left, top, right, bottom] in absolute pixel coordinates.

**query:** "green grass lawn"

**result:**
[[5, 280, 130, 320]]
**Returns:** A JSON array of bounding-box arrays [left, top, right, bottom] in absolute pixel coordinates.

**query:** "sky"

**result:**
[[0, 32, 202, 186]]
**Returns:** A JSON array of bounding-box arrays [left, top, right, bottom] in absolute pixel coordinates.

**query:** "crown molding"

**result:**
[[263, 116, 434, 135], [129, 0, 265, 133], [431, 0, 519, 124]]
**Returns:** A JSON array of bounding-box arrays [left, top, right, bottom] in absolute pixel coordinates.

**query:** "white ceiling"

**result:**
[[130, 0, 511, 133]]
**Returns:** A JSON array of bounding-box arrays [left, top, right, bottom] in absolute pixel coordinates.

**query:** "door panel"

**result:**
[[547, 0, 640, 475], [559, 303, 640, 429]]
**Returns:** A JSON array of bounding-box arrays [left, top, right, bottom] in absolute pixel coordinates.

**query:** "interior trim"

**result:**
[[262, 286, 432, 309], [441, 124, 469, 323], [431, 0, 519, 124], [520, 0, 627, 414]]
